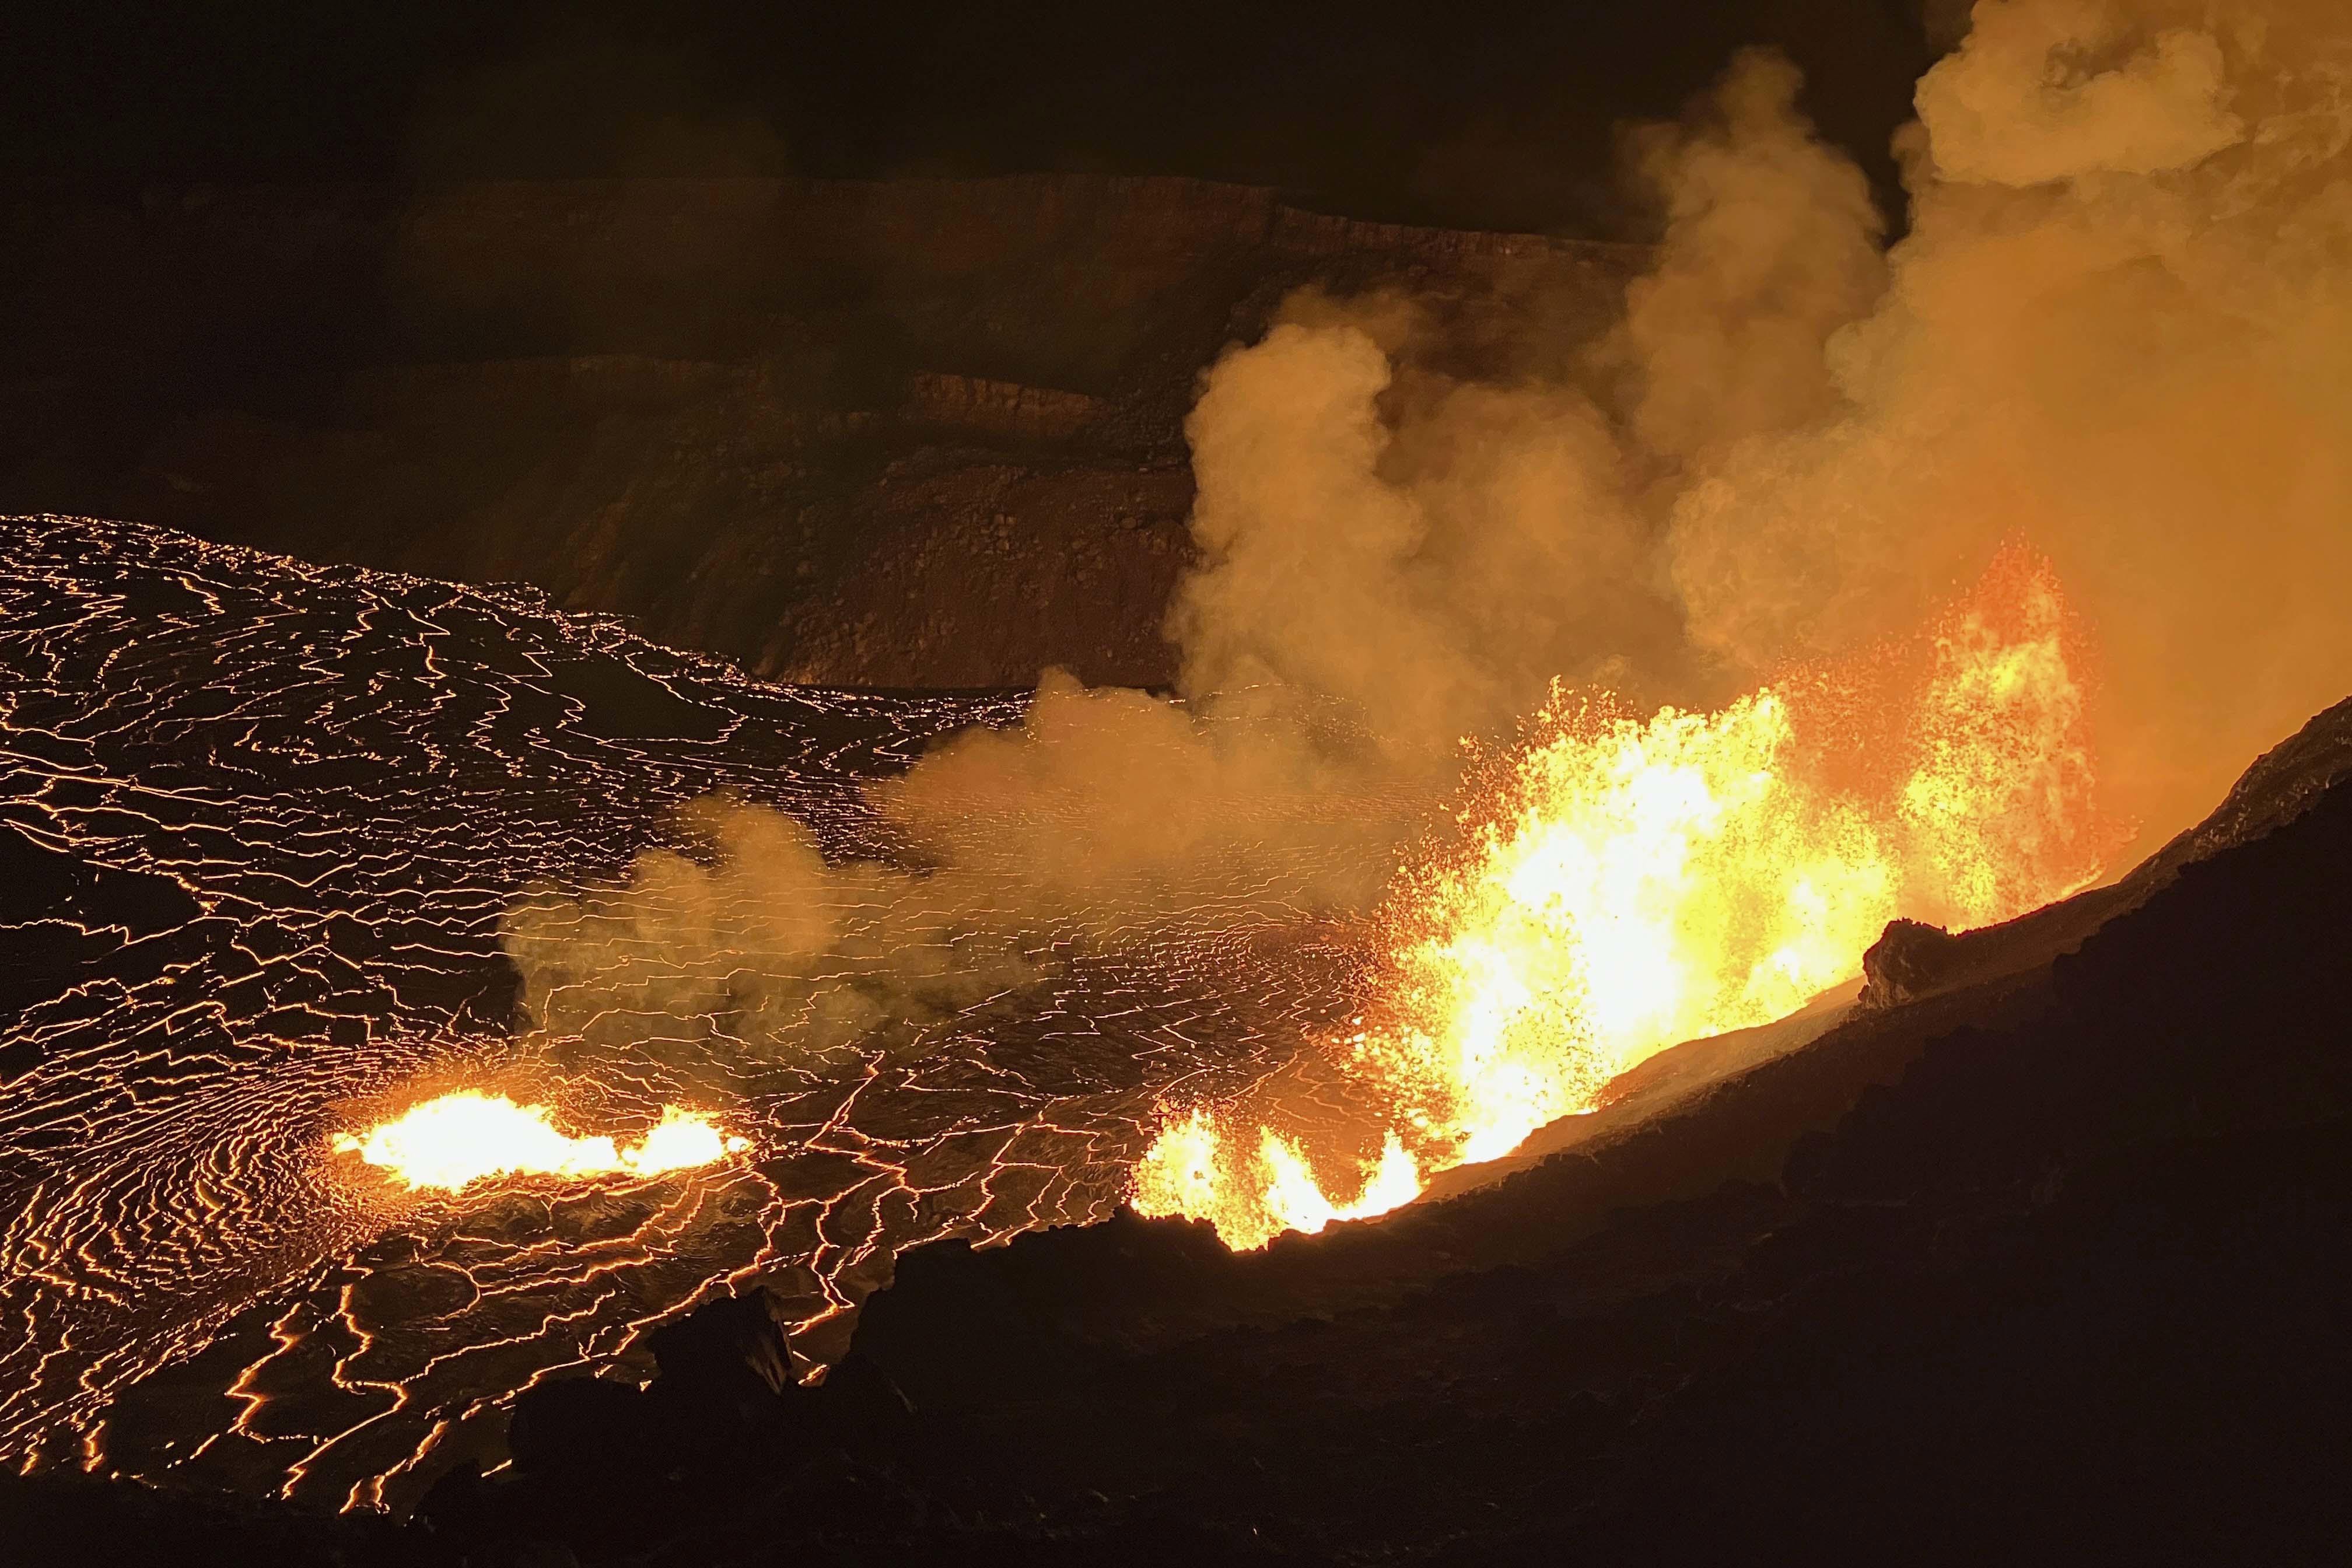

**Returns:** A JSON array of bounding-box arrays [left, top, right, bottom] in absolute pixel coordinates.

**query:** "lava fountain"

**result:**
[[1136, 545, 2119, 1248], [333, 1091, 750, 1192]]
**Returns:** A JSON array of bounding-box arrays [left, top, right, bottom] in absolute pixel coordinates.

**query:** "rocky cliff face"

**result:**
[[0, 176, 1642, 688]]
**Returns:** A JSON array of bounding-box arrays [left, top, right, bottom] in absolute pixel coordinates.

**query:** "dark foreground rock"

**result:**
[[17, 697, 2348, 1565]]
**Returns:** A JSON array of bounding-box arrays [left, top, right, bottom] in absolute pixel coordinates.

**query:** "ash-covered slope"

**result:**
[[0, 176, 1638, 691], [405, 694, 2352, 1566]]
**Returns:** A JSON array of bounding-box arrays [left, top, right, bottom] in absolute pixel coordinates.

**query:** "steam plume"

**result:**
[[1667, 0, 2352, 842]]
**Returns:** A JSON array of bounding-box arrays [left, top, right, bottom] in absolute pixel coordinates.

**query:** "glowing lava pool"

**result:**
[[0, 515, 1353, 1510], [331, 1094, 751, 1191]]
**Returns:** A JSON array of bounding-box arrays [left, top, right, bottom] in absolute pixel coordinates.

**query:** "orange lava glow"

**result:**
[[1135, 547, 2116, 1248], [331, 1091, 750, 1192]]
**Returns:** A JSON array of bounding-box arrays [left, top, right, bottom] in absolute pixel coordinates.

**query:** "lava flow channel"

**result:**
[[1137, 545, 2122, 1248]]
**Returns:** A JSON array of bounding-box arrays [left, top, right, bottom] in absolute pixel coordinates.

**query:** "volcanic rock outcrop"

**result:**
[[1857, 917, 1959, 1009]]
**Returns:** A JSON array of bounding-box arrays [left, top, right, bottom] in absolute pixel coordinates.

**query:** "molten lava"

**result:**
[[1135, 548, 2115, 1249], [332, 1091, 750, 1192]]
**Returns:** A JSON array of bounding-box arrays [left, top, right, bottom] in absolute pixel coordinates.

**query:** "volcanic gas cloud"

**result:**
[[510, 0, 2352, 1247]]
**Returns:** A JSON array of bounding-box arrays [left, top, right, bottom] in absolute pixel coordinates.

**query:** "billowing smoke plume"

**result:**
[[1667, 0, 2352, 841], [509, 0, 2352, 1068]]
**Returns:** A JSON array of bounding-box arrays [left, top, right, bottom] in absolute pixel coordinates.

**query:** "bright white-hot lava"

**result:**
[[332, 1091, 750, 1192], [1136, 547, 2119, 1249]]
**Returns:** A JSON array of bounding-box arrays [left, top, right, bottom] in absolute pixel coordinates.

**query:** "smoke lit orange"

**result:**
[[332, 1091, 750, 1192], [1136, 547, 2115, 1248]]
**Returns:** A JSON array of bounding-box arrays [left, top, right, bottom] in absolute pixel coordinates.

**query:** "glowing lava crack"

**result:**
[[333, 1093, 750, 1192]]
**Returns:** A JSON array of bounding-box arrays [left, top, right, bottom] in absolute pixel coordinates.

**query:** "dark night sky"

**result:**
[[2, 2, 1947, 235]]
